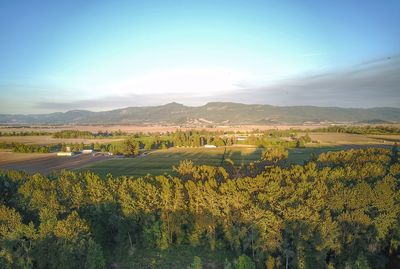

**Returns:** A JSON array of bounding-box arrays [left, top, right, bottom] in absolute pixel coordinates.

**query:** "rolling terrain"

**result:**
[[1, 102, 400, 125]]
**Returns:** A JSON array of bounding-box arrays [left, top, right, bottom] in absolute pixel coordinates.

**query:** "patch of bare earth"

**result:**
[[0, 153, 112, 174]]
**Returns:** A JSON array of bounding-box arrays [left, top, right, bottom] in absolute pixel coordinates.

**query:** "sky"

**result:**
[[0, 0, 399, 114]]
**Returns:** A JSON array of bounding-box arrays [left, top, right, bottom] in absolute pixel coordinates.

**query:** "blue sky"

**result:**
[[1, 0, 399, 113]]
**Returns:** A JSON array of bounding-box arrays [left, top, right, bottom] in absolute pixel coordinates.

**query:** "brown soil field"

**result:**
[[367, 134, 400, 142], [0, 136, 123, 145], [0, 152, 54, 164], [0, 152, 112, 175], [306, 132, 400, 145]]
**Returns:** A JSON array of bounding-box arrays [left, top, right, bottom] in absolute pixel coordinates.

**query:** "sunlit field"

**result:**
[[78, 146, 263, 177], [77, 144, 391, 177], [0, 135, 124, 145]]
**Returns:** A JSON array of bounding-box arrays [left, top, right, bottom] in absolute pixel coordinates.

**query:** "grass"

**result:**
[[79, 144, 394, 177], [0, 151, 53, 165], [305, 132, 398, 145], [287, 144, 394, 165], [77, 146, 346, 177], [287, 146, 349, 164], [78, 146, 263, 177], [0, 135, 123, 145]]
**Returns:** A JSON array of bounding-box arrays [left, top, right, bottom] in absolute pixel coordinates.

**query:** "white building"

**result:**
[[204, 144, 217, 148], [82, 149, 93, 154], [57, 152, 74, 156]]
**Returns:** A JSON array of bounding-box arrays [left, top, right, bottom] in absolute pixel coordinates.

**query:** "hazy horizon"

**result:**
[[1, 1, 400, 113]]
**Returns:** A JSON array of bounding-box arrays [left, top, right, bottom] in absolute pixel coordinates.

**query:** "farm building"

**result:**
[[57, 152, 75, 156], [82, 149, 93, 154], [204, 144, 217, 148]]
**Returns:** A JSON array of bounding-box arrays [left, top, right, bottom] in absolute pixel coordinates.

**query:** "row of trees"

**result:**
[[53, 130, 132, 139], [172, 130, 235, 147], [169, 130, 310, 149], [0, 131, 50, 137], [312, 125, 400, 135], [52, 130, 95, 139], [1, 129, 313, 156], [1, 147, 399, 268], [0, 142, 52, 153]]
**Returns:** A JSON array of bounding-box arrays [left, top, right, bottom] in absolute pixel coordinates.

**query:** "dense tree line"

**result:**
[[0, 131, 51, 137], [237, 134, 311, 149], [1, 147, 399, 268], [0, 142, 53, 153], [147, 130, 305, 149], [52, 130, 130, 139], [0, 129, 313, 156], [171, 130, 235, 147], [52, 130, 96, 139], [312, 125, 400, 135]]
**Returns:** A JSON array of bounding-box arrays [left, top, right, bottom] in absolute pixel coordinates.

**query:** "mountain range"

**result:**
[[1, 102, 400, 125]]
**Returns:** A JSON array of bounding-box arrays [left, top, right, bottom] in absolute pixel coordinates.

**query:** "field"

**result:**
[[78, 144, 391, 177], [1, 132, 398, 147], [78, 146, 264, 177], [0, 152, 112, 174], [0, 135, 123, 145], [306, 132, 400, 145], [1, 128, 398, 177], [0, 123, 333, 134], [0, 152, 53, 164]]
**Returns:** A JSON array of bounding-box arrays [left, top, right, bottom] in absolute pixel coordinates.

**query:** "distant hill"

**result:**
[[1, 102, 400, 125]]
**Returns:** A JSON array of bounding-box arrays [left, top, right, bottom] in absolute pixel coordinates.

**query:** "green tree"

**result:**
[[234, 255, 256, 269], [188, 256, 202, 269]]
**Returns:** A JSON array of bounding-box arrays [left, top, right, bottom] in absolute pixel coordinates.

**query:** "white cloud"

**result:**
[[90, 68, 252, 95]]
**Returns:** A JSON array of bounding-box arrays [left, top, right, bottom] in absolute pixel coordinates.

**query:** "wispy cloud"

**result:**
[[218, 55, 400, 108], [34, 93, 212, 112], [2, 55, 400, 114]]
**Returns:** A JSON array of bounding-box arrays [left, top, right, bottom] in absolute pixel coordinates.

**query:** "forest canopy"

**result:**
[[1, 147, 400, 268]]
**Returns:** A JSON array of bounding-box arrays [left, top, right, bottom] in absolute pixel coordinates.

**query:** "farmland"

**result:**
[[78, 144, 391, 177], [0, 123, 337, 134], [78, 146, 263, 177], [0, 145, 356, 177], [1, 129, 398, 177], [0, 135, 123, 145], [0, 152, 112, 174], [306, 132, 400, 145], [0, 152, 53, 164]]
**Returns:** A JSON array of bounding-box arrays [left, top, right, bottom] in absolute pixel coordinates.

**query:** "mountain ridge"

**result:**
[[1, 102, 400, 125]]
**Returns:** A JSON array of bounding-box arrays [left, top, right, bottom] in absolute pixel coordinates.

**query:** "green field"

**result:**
[[78, 146, 263, 177], [78, 145, 374, 177], [288, 146, 350, 164]]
